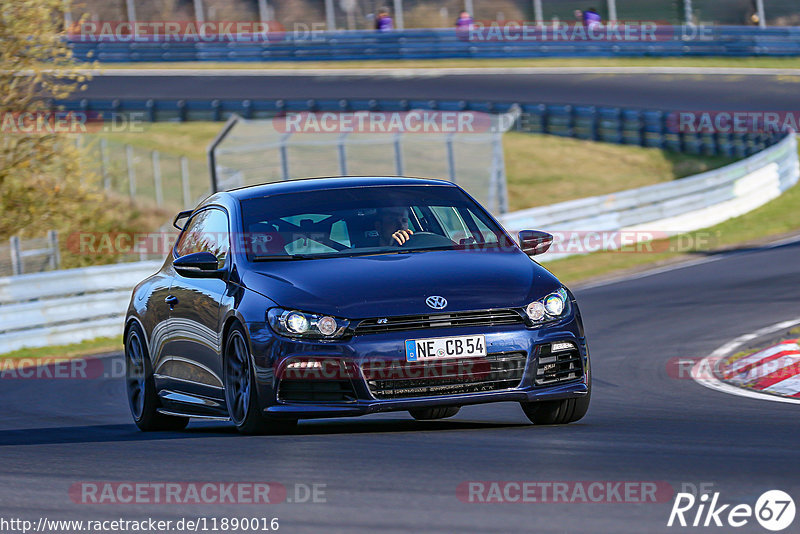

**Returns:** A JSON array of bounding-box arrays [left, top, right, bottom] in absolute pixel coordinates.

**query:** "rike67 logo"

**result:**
[[668, 489, 795, 531]]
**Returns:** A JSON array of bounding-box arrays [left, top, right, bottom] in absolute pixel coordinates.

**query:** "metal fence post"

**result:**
[[393, 0, 404, 30], [180, 156, 192, 209], [393, 133, 404, 176], [126, 144, 136, 200], [493, 133, 509, 215], [258, 0, 271, 22], [9, 236, 22, 276], [606, 0, 618, 22], [446, 133, 456, 184], [152, 150, 163, 207], [325, 0, 336, 31], [279, 134, 291, 181], [125, 0, 136, 22], [755, 0, 766, 28], [464, 0, 474, 18], [47, 230, 60, 270], [533, 0, 544, 25], [193, 0, 205, 23], [337, 133, 348, 176], [683, 0, 693, 25], [100, 138, 111, 190]]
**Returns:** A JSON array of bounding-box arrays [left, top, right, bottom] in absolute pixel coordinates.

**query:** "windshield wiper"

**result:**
[[252, 254, 320, 261]]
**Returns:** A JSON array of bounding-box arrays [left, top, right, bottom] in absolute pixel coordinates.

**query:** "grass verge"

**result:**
[[0, 336, 121, 363]]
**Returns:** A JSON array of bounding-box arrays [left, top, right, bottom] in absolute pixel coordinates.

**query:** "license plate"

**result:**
[[405, 335, 486, 362]]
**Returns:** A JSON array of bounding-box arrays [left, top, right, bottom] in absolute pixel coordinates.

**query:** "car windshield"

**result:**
[[239, 184, 513, 261]]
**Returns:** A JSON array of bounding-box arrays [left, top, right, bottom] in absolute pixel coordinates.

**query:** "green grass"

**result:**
[[82, 57, 800, 70], [545, 139, 800, 285], [504, 132, 733, 210], [0, 336, 122, 362]]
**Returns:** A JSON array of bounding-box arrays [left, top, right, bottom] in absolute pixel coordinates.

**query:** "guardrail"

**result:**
[[501, 132, 800, 261], [58, 97, 782, 158], [67, 26, 800, 62], [0, 261, 162, 354]]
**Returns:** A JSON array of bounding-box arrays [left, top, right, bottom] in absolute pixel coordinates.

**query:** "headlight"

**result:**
[[267, 308, 350, 339], [525, 288, 570, 324]]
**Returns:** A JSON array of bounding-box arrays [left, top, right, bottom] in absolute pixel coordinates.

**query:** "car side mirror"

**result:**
[[173, 251, 226, 278], [519, 230, 553, 256]]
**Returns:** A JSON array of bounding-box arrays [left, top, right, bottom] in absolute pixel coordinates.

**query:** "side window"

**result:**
[[174, 208, 230, 268]]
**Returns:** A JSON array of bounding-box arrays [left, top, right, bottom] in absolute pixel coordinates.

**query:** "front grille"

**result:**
[[535, 344, 583, 386], [278, 380, 357, 403], [355, 309, 524, 335], [364, 352, 527, 400]]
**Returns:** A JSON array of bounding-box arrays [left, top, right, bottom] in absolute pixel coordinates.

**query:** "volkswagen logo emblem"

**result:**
[[425, 296, 448, 310]]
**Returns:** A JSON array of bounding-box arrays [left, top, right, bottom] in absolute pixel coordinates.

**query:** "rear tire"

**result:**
[[409, 406, 460, 420], [224, 324, 297, 435], [521, 360, 591, 425], [125, 323, 189, 432]]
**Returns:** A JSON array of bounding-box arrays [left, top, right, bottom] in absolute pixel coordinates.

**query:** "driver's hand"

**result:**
[[392, 229, 414, 245]]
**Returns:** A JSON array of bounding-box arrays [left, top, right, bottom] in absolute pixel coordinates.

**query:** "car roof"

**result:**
[[221, 176, 456, 202]]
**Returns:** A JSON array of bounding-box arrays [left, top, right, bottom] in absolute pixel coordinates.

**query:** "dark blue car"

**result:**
[[124, 177, 590, 434]]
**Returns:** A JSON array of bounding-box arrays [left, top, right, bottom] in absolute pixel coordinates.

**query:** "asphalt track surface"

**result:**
[[78, 70, 800, 110], [2, 239, 800, 533]]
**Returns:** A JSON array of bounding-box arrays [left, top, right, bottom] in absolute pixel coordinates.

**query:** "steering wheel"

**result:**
[[399, 231, 455, 248]]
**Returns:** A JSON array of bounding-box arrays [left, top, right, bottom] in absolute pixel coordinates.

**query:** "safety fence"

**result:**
[[77, 137, 211, 211], [0, 261, 162, 354], [67, 26, 800, 62], [0, 232, 60, 277]]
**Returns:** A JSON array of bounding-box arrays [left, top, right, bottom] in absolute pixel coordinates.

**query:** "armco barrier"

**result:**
[[0, 261, 162, 354], [67, 26, 800, 62], [501, 132, 799, 261]]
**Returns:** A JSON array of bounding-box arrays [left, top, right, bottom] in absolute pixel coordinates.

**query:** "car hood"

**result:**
[[242, 249, 562, 319]]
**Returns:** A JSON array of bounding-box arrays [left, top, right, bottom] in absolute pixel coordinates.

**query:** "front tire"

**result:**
[[125, 323, 189, 432], [520, 361, 591, 425], [224, 324, 297, 435], [409, 406, 460, 420]]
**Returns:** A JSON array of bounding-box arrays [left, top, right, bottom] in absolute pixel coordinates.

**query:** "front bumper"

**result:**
[[247, 316, 589, 420]]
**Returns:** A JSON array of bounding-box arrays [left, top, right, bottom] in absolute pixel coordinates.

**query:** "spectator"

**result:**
[[375, 9, 393, 32], [455, 11, 474, 30], [582, 7, 602, 27]]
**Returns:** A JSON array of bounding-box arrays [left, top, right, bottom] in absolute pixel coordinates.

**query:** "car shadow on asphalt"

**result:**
[[0, 419, 533, 446]]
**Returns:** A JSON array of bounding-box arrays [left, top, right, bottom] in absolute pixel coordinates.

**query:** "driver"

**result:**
[[375, 206, 414, 246]]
